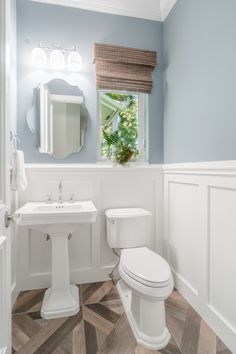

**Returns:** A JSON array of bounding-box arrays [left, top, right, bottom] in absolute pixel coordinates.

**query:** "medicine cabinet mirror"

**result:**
[[27, 79, 89, 159]]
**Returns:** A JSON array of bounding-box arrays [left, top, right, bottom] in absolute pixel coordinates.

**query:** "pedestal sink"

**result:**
[[14, 201, 97, 319]]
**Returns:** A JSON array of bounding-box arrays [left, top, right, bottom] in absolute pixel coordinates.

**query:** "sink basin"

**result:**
[[14, 200, 98, 320], [35, 204, 83, 213], [14, 201, 97, 226]]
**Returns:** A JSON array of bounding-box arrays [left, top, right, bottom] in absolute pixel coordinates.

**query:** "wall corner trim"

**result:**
[[161, 0, 177, 21]]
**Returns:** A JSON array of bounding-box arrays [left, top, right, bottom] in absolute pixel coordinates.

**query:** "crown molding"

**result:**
[[160, 0, 177, 21], [30, 0, 177, 22]]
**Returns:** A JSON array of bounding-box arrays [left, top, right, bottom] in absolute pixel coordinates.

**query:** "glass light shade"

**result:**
[[32, 47, 47, 68], [50, 49, 65, 70], [67, 51, 82, 71]]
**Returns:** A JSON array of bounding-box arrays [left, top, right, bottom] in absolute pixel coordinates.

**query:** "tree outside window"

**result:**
[[100, 92, 139, 162]]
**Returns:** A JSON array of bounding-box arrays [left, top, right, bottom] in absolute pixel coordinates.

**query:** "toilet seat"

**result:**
[[120, 247, 172, 288]]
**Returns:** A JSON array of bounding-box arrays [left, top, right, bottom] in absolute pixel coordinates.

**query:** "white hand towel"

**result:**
[[11, 150, 28, 191]]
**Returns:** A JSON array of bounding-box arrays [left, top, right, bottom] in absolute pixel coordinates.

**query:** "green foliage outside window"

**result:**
[[100, 92, 139, 162]]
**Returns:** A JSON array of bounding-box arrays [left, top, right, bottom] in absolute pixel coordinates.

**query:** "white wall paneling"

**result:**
[[15, 161, 236, 352], [16, 164, 163, 290], [164, 162, 236, 353]]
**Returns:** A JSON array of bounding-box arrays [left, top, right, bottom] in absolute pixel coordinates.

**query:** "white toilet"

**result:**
[[105, 208, 173, 350]]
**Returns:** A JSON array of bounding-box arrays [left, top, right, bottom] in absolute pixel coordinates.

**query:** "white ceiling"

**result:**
[[31, 0, 177, 22]]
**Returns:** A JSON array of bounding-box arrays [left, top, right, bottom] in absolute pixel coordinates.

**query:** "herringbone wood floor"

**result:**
[[12, 281, 232, 354]]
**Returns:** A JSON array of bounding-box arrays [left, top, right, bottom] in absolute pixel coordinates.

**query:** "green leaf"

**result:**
[[102, 130, 119, 146]]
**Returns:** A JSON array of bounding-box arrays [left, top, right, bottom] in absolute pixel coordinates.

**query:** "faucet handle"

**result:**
[[46, 194, 53, 204], [68, 193, 74, 203], [59, 181, 63, 192]]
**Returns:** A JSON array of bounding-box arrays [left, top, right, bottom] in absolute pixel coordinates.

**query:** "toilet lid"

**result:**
[[120, 247, 172, 288], [105, 208, 151, 218]]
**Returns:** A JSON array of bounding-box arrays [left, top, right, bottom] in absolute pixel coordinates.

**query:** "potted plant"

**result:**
[[102, 130, 138, 166]]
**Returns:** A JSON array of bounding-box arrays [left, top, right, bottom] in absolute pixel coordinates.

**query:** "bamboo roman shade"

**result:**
[[93, 43, 157, 93]]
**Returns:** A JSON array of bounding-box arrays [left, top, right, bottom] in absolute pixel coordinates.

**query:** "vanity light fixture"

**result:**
[[67, 46, 82, 71], [50, 45, 65, 71], [32, 44, 82, 72], [32, 45, 47, 69]]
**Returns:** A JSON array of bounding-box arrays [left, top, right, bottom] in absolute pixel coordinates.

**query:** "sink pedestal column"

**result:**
[[41, 230, 80, 319]]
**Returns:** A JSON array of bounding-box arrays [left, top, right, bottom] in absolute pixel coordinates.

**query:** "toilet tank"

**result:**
[[105, 208, 152, 249]]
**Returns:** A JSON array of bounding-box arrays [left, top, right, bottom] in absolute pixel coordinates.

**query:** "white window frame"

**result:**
[[97, 90, 149, 163]]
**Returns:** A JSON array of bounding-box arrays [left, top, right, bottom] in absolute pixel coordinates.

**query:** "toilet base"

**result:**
[[117, 280, 171, 350]]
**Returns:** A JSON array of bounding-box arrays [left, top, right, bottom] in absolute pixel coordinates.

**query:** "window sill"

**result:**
[[96, 160, 149, 167]]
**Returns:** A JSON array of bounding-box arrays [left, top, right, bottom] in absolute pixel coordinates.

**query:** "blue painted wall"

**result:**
[[17, 0, 163, 163], [163, 0, 236, 163]]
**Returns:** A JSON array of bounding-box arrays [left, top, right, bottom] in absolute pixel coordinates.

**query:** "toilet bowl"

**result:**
[[118, 247, 173, 350], [105, 208, 173, 350]]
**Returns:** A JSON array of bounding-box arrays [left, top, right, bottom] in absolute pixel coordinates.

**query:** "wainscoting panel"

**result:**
[[164, 163, 236, 353], [16, 162, 236, 352], [208, 185, 236, 335], [168, 181, 200, 295], [16, 164, 163, 292]]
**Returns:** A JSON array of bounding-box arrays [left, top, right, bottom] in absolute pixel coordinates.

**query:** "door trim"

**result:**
[[0, 0, 12, 353]]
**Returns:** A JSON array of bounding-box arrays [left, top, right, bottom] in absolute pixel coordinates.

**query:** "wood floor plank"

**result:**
[[28, 311, 43, 320], [96, 327, 108, 349], [13, 313, 41, 338], [168, 290, 189, 308], [57, 331, 73, 354], [101, 287, 120, 302], [180, 306, 201, 354], [34, 313, 82, 354], [216, 338, 233, 354], [52, 346, 68, 354], [166, 300, 188, 323], [86, 303, 120, 324], [166, 312, 184, 349], [84, 320, 98, 354], [160, 339, 182, 354], [14, 316, 67, 353], [101, 299, 124, 315], [83, 281, 114, 305], [12, 320, 30, 351], [197, 319, 216, 354], [26, 301, 43, 313], [81, 282, 105, 303], [98, 313, 137, 354], [72, 319, 86, 354], [12, 289, 45, 314], [15, 317, 67, 354], [83, 305, 114, 334]]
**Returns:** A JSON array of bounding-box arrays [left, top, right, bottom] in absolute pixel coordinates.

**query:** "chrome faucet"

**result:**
[[58, 181, 63, 204]]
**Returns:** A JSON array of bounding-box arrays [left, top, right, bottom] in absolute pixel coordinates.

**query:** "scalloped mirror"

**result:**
[[27, 79, 89, 159]]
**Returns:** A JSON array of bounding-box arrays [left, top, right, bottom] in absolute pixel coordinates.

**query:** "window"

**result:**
[[98, 91, 148, 162]]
